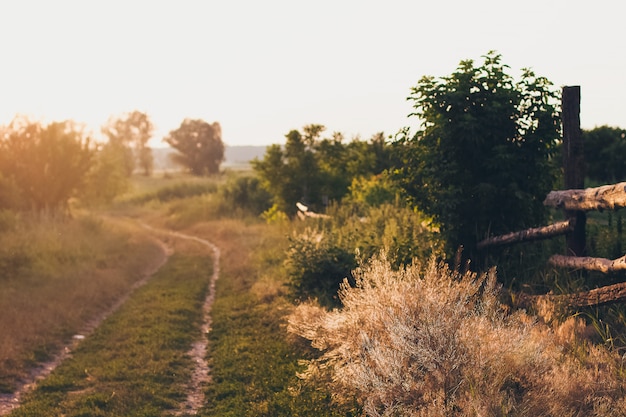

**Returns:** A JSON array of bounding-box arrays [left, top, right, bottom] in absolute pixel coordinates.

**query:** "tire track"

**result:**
[[139, 224, 220, 416], [0, 222, 218, 416], [0, 231, 172, 415]]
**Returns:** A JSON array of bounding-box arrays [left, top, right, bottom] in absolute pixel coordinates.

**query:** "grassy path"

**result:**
[[0, 216, 168, 414], [139, 223, 221, 415], [186, 220, 357, 416], [8, 235, 214, 417], [6, 216, 356, 416]]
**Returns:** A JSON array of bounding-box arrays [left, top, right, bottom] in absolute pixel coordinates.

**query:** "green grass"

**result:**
[[10, 252, 212, 417], [184, 220, 359, 417], [0, 214, 164, 394]]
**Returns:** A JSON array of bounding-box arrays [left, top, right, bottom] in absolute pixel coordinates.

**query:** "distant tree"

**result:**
[[102, 110, 154, 176], [164, 119, 224, 176], [394, 51, 561, 258], [0, 119, 94, 212], [80, 141, 130, 205], [583, 125, 626, 184]]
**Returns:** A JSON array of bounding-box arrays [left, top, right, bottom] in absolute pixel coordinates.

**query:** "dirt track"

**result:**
[[142, 224, 221, 416], [0, 221, 220, 416]]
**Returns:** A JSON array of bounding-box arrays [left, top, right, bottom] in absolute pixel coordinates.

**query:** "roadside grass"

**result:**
[[0, 213, 164, 394], [185, 220, 360, 416], [108, 173, 219, 211], [10, 240, 213, 417]]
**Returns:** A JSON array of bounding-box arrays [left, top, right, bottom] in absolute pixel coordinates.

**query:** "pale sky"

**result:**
[[0, 0, 624, 147]]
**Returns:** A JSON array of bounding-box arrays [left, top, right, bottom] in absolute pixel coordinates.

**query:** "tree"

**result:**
[[102, 110, 154, 176], [80, 141, 131, 205], [0, 119, 94, 212], [164, 119, 224, 176], [394, 51, 561, 258], [253, 128, 320, 215], [254, 126, 395, 216], [583, 125, 626, 184]]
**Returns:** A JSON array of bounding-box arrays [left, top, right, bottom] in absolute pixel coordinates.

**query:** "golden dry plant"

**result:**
[[288, 253, 626, 417]]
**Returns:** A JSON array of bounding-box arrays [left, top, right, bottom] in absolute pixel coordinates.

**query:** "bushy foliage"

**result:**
[[394, 51, 561, 258], [343, 172, 401, 212], [286, 202, 442, 307], [285, 229, 357, 308], [583, 125, 626, 184], [261, 203, 289, 225], [288, 254, 626, 416], [253, 126, 393, 216], [219, 175, 273, 216], [80, 142, 130, 205], [102, 110, 154, 176], [0, 119, 94, 212]]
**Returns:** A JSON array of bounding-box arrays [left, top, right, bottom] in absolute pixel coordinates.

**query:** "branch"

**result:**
[[548, 254, 626, 273], [477, 220, 574, 250], [543, 182, 626, 211]]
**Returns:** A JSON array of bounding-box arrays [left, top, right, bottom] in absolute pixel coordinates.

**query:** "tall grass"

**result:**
[[0, 213, 164, 394], [288, 253, 626, 416]]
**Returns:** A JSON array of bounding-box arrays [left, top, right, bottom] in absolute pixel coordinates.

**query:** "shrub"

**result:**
[[219, 175, 272, 216], [288, 253, 626, 416], [344, 172, 401, 212], [285, 229, 357, 308], [261, 204, 289, 225], [285, 203, 442, 307]]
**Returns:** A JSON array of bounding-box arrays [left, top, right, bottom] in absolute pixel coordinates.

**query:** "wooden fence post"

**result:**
[[562, 86, 586, 256]]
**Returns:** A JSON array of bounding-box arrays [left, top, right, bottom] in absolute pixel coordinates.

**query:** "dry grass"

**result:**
[[288, 253, 626, 417]]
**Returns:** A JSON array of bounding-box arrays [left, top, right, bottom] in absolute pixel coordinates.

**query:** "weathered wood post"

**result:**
[[562, 86, 586, 256]]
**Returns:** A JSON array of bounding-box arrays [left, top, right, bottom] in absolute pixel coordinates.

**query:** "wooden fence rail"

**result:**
[[480, 181, 626, 308]]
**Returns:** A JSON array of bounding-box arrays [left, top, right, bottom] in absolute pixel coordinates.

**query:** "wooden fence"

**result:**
[[478, 181, 626, 307], [478, 86, 626, 308]]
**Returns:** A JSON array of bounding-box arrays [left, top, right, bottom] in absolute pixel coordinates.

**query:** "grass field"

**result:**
[[187, 220, 358, 416], [2, 175, 356, 416], [10, 243, 212, 416], [8, 172, 626, 415], [0, 214, 165, 396]]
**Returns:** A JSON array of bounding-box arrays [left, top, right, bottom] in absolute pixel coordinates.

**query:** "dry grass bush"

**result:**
[[288, 253, 626, 417]]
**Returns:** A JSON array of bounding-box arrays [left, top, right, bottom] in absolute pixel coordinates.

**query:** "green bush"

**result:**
[[285, 203, 443, 307], [344, 172, 400, 212], [286, 229, 357, 308], [219, 175, 272, 216]]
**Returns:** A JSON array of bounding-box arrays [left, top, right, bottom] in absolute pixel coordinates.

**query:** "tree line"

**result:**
[[0, 113, 226, 212], [2, 49, 625, 251], [253, 51, 626, 261]]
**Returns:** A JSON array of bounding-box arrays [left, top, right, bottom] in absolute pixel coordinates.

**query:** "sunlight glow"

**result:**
[[1, 0, 624, 146]]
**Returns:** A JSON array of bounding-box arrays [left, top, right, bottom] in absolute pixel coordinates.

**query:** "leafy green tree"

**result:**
[[253, 126, 393, 216], [164, 119, 224, 176], [102, 110, 154, 176], [0, 119, 94, 212], [394, 51, 561, 258], [253, 127, 322, 215], [583, 125, 626, 184]]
